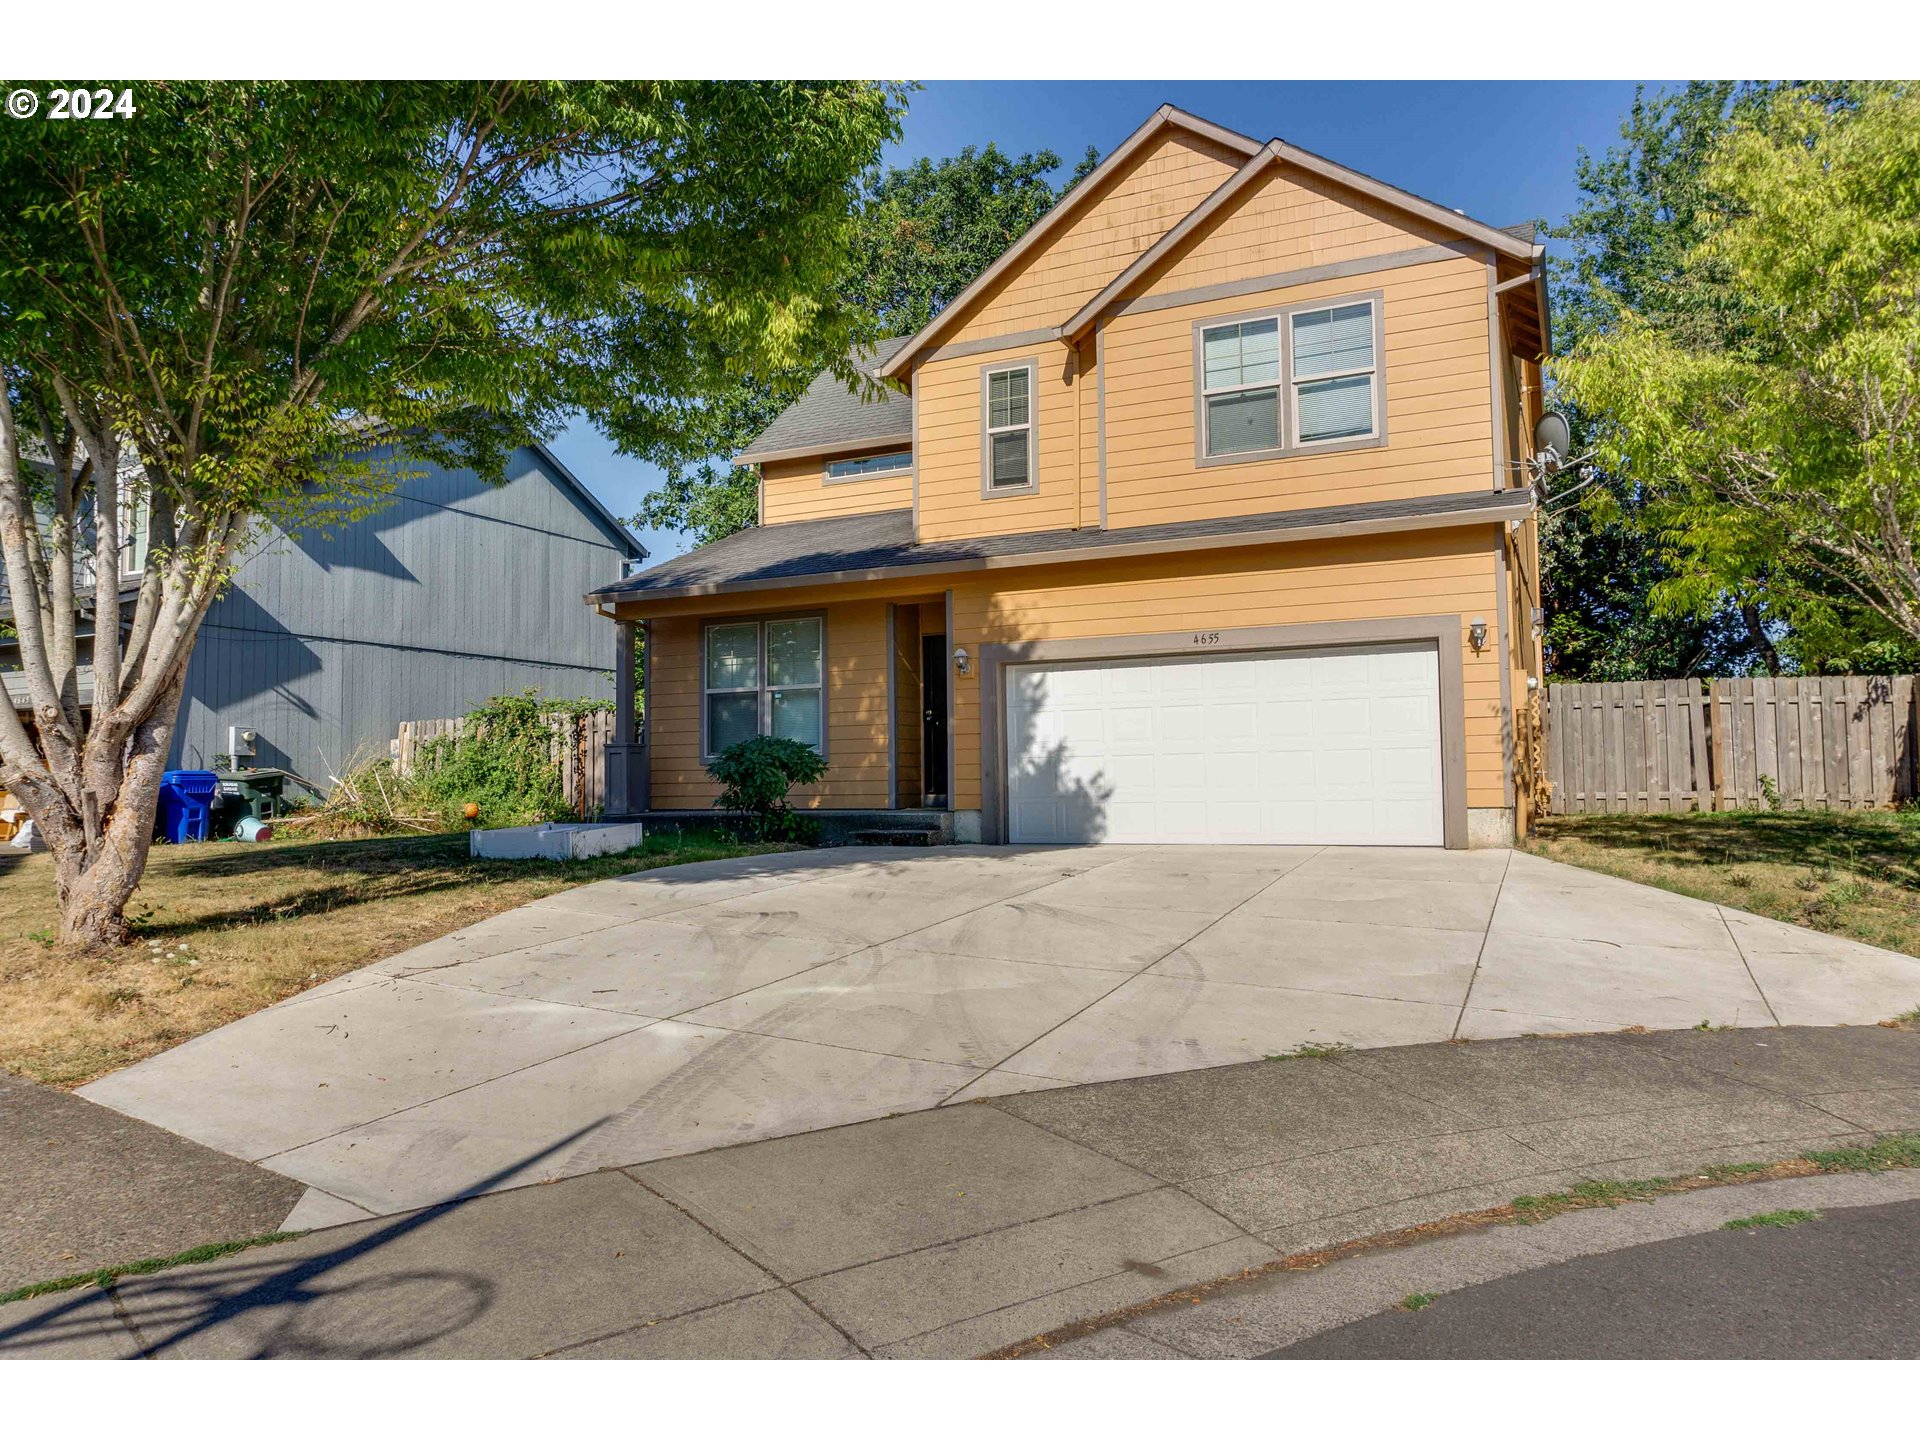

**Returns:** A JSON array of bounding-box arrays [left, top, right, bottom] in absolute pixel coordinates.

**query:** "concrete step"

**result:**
[[847, 827, 940, 847]]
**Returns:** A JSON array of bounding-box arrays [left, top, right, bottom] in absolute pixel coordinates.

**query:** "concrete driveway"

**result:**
[[79, 844, 1920, 1219]]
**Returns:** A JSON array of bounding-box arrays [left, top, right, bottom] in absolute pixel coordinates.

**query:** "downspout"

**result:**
[[1070, 344, 1084, 530]]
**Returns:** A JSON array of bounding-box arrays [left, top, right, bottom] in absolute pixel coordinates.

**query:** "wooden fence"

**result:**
[[392, 709, 620, 819], [1546, 676, 1917, 814]]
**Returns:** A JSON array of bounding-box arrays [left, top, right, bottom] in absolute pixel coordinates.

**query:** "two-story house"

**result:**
[[588, 105, 1548, 848]]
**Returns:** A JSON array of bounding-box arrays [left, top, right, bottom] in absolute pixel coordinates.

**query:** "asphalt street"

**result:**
[[1265, 1196, 1920, 1359]]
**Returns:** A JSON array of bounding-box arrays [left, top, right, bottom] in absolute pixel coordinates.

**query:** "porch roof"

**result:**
[[586, 485, 1534, 607]]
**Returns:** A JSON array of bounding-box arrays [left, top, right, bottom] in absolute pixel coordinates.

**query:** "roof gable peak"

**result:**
[[875, 105, 1261, 381]]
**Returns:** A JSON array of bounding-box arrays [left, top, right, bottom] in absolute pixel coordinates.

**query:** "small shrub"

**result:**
[[707, 736, 828, 842], [1757, 773, 1783, 810]]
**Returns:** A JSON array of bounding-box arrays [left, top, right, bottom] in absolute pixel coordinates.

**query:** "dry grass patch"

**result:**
[[1524, 809, 1920, 959], [0, 829, 794, 1089]]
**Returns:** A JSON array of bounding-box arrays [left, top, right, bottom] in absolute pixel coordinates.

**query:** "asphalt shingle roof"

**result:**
[[590, 488, 1532, 602], [735, 337, 914, 464]]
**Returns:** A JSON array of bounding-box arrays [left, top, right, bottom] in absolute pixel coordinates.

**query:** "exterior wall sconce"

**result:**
[[952, 645, 972, 677], [1468, 617, 1488, 653]]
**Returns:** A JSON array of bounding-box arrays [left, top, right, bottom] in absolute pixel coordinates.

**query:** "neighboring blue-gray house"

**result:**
[[6, 442, 643, 784]]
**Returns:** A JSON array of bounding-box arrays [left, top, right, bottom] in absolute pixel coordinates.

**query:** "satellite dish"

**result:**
[[1533, 411, 1572, 462]]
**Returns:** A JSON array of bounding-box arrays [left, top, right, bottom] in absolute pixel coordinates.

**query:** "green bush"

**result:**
[[413, 690, 610, 828], [706, 736, 827, 842]]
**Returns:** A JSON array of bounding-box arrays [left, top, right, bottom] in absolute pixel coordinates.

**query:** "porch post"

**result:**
[[605, 617, 650, 817], [614, 619, 637, 744]]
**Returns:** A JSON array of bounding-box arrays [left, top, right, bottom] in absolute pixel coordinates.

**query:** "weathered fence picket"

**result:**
[[1546, 675, 1916, 814]]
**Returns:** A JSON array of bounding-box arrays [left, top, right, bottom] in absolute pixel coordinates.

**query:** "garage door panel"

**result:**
[[1207, 702, 1261, 745], [1109, 706, 1156, 743], [1006, 643, 1444, 846]]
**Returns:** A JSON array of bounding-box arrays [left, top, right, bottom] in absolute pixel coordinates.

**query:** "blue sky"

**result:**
[[549, 79, 1658, 562]]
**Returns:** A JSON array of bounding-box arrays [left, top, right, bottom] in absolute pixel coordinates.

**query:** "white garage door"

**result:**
[[1004, 642, 1444, 846]]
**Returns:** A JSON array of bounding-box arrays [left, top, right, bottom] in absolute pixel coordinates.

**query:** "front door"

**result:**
[[921, 633, 948, 806]]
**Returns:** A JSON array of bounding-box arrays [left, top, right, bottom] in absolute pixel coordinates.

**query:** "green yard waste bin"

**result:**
[[213, 769, 292, 834]]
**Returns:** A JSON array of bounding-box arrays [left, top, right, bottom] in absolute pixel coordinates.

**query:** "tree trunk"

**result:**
[[46, 675, 185, 950], [1741, 602, 1784, 677]]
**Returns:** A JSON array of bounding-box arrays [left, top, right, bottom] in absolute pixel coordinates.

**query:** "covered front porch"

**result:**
[[599, 588, 956, 826]]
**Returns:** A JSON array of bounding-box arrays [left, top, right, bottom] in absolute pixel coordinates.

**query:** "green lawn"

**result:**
[[1524, 807, 1920, 959]]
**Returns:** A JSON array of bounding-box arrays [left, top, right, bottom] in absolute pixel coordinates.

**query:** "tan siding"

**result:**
[[940, 132, 1244, 348], [912, 343, 1085, 542], [1141, 166, 1460, 297], [760, 449, 913, 526], [1100, 255, 1493, 529]]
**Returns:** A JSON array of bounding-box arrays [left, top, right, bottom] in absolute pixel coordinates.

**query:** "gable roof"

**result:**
[[734, 336, 914, 467], [527, 440, 648, 560], [1060, 137, 1538, 343], [873, 106, 1263, 382]]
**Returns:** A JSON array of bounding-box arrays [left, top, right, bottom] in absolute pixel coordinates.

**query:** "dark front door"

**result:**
[[922, 633, 948, 806]]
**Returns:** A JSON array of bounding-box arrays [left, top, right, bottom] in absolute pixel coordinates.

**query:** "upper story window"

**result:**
[[1291, 301, 1378, 445], [825, 450, 912, 482], [119, 488, 150, 578], [1196, 293, 1383, 465], [981, 360, 1036, 495], [1200, 317, 1281, 457], [703, 615, 825, 759]]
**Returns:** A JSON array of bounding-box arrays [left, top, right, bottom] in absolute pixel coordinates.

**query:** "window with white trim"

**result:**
[[119, 487, 150, 577], [826, 450, 912, 480], [983, 365, 1033, 491], [1196, 295, 1384, 462], [703, 616, 824, 757], [1200, 317, 1281, 457], [1289, 300, 1378, 444]]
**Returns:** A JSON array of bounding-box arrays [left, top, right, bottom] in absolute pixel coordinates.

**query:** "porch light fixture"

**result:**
[[1468, 617, 1488, 653], [952, 645, 972, 677]]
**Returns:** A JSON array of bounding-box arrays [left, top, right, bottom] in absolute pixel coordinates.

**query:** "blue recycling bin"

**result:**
[[156, 769, 219, 844]]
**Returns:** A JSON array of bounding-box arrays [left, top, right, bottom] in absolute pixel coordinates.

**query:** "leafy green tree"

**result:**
[[0, 80, 901, 947], [1543, 82, 1785, 680], [633, 143, 1088, 544], [1555, 84, 1920, 672]]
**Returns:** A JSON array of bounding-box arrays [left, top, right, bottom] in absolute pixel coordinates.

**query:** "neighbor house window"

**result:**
[[703, 615, 824, 757], [1200, 317, 1282, 457], [825, 450, 912, 481], [982, 362, 1035, 493], [119, 488, 150, 577], [1290, 300, 1378, 445]]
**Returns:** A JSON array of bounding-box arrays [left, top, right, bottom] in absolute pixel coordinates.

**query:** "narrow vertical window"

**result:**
[[1200, 317, 1281, 457], [119, 487, 150, 577], [765, 616, 823, 749], [983, 364, 1034, 492], [1290, 301, 1378, 444]]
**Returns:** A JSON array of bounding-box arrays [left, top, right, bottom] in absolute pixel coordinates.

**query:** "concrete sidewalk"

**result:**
[[4, 1024, 1916, 1359]]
